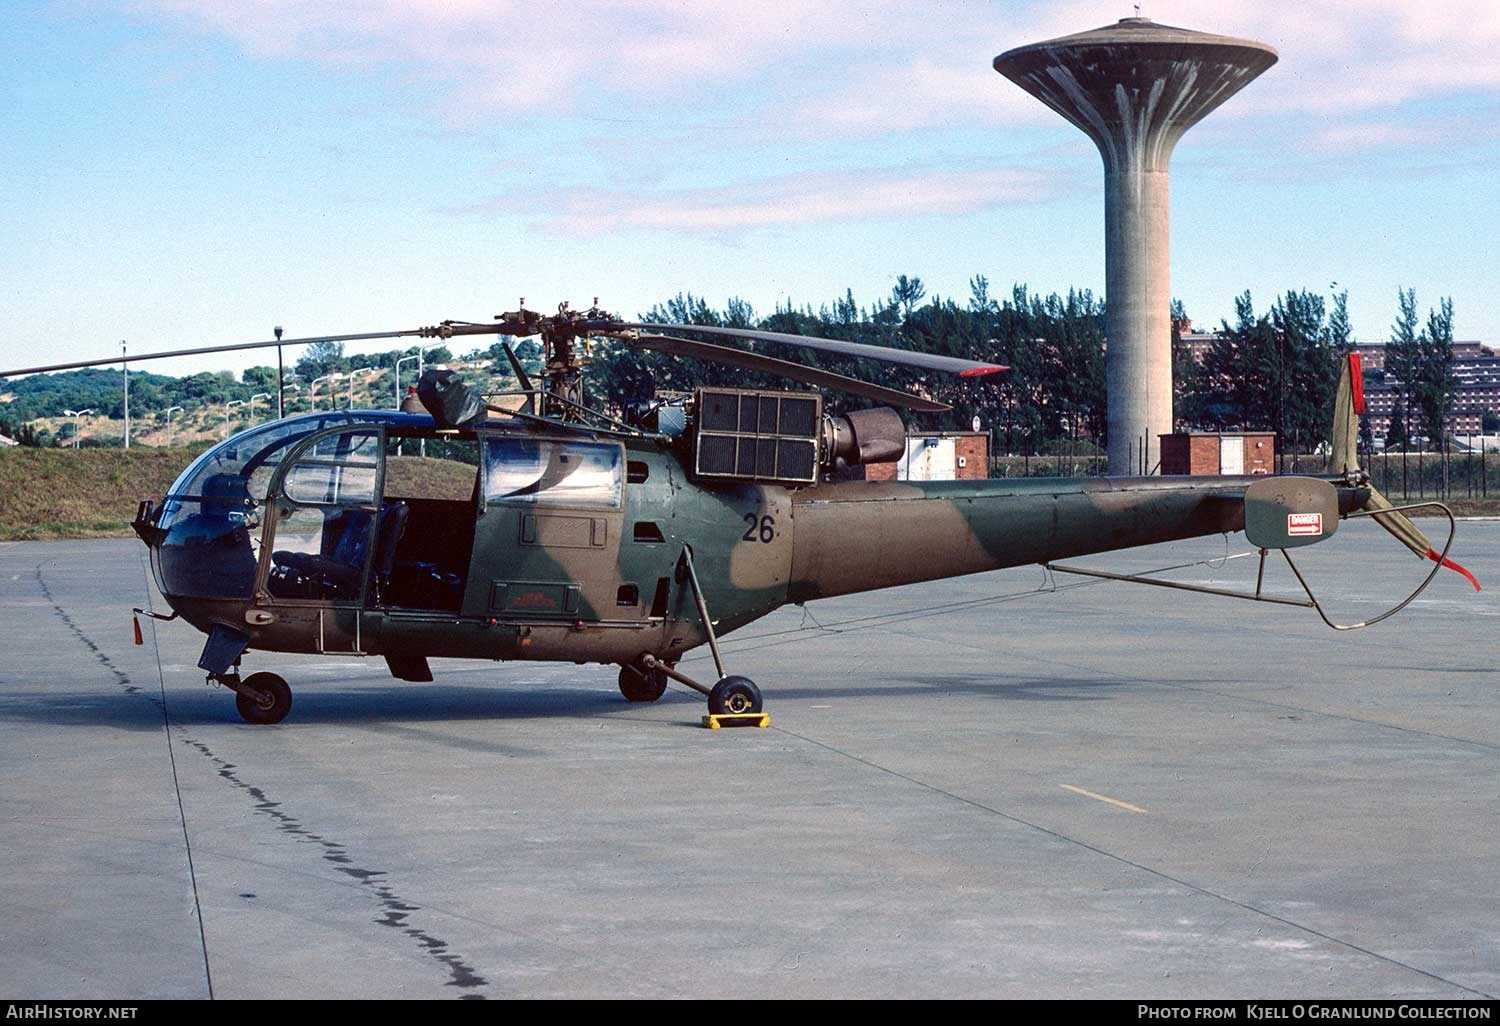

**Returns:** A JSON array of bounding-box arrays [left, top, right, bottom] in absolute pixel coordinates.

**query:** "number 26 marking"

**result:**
[[742, 513, 776, 543]]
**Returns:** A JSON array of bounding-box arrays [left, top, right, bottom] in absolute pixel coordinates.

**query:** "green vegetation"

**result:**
[[385, 455, 479, 502], [1, 280, 1494, 537], [0, 447, 482, 539], [591, 282, 1108, 455], [0, 445, 205, 539], [0, 344, 520, 440], [0, 280, 1480, 460]]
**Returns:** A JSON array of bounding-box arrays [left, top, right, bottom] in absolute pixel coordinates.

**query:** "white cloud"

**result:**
[[125, 1, 1500, 146], [1134, 0, 1500, 114], [458, 165, 1063, 235], [787, 55, 1056, 139], [132, 0, 900, 112]]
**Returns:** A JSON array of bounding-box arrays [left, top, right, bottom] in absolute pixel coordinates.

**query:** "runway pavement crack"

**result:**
[[176, 738, 492, 998], [37, 559, 493, 1000], [35, 561, 213, 999], [774, 723, 1496, 1000]]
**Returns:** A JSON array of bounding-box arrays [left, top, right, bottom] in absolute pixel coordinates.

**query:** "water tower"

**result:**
[[994, 18, 1276, 475]]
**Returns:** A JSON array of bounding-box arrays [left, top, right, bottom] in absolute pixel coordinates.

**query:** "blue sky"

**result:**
[[3, 0, 1498, 378]]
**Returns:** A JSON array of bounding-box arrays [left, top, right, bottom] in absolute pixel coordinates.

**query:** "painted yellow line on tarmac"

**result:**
[[1060, 784, 1148, 814]]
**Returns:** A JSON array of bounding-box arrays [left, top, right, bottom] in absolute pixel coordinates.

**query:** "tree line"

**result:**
[[2, 279, 1469, 454], [595, 279, 1463, 454]]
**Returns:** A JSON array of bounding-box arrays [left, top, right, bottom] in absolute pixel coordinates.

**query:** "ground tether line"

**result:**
[[135, 552, 216, 1000]]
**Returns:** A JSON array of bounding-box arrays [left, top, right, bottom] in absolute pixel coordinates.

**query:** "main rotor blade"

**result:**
[[610, 322, 1007, 377], [630, 334, 950, 412], [0, 329, 426, 377]]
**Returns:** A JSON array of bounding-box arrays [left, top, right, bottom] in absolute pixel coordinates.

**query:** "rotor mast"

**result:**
[[413, 299, 622, 422]]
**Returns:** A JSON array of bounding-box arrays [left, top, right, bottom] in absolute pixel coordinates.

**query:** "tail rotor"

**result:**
[[1327, 353, 1479, 591]]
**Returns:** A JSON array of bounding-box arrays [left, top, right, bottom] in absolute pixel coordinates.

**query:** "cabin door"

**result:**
[[256, 425, 386, 649], [463, 435, 627, 623]]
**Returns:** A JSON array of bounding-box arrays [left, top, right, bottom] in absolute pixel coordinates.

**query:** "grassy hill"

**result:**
[[0, 447, 480, 540], [11, 358, 518, 449], [0, 446, 206, 539]]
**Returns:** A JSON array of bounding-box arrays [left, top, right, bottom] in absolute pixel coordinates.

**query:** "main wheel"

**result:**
[[618, 662, 668, 703], [708, 675, 762, 716], [235, 672, 293, 725]]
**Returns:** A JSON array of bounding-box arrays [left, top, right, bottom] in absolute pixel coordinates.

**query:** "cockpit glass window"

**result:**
[[158, 415, 344, 533], [168, 416, 342, 500], [484, 438, 622, 508], [284, 429, 381, 506]]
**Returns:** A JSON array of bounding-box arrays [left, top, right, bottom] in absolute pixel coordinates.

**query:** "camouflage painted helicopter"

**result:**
[[2, 301, 1477, 724]]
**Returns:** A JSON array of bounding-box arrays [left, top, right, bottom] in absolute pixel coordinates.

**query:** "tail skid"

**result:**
[[1048, 491, 1465, 631]]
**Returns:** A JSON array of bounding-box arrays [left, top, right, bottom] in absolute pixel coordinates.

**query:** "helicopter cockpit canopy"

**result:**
[[149, 411, 431, 600]]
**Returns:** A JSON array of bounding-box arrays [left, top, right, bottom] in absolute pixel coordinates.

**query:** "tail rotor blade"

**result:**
[[1326, 353, 1362, 476], [1362, 485, 1433, 560], [1326, 351, 1478, 590]]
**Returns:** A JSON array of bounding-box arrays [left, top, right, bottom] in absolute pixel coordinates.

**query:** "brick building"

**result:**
[[1177, 324, 1499, 439], [860, 432, 990, 482]]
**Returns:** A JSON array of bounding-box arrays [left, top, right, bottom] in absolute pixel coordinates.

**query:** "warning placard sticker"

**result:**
[[1287, 512, 1323, 537]]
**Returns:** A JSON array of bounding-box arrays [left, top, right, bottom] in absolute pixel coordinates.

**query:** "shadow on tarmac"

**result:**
[[0, 670, 1154, 731]]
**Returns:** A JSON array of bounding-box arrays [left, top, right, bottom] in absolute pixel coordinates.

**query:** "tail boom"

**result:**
[[786, 475, 1367, 603]]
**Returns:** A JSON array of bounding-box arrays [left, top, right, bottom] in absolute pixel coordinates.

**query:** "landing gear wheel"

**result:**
[[618, 662, 668, 703], [707, 675, 762, 716], [235, 672, 292, 725]]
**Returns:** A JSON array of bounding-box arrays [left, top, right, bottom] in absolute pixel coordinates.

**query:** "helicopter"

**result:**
[[1, 301, 1478, 725]]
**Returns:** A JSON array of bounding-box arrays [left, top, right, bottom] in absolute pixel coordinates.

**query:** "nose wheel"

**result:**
[[230, 672, 293, 725], [618, 660, 669, 703]]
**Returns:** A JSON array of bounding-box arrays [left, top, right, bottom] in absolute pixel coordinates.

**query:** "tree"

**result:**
[[1416, 297, 1456, 451], [1386, 288, 1422, 451], [295, 341, 345, 379], [514, 340, 542, 369], [1327, 290, 1353, 354], [1272, 289, 1338, 451], [1197, 290, 1339, 453], [0, 416, 42, 446], [1386, 405, 1409, 450], [723, 297, 757, 328], [1201, 291, 1276, 431], [1171, 299, 1205, 428], [890, 275, 926, 321], [242, 365, 278, 390]]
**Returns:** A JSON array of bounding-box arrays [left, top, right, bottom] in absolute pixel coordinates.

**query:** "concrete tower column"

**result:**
[[994, 18, 1276, 475]]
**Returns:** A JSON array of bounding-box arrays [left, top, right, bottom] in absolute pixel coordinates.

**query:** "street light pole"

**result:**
[[395, 353, 420, 408], [310, 374, 341, 410], [121, 341, 129, 449], [349, 366, 379, 408], [164, 405, 184, 447], [248, 393, 271, 426], [64, 408, 94, 448], [225, 399, 246, 437], [274, 326, 284, 419]]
